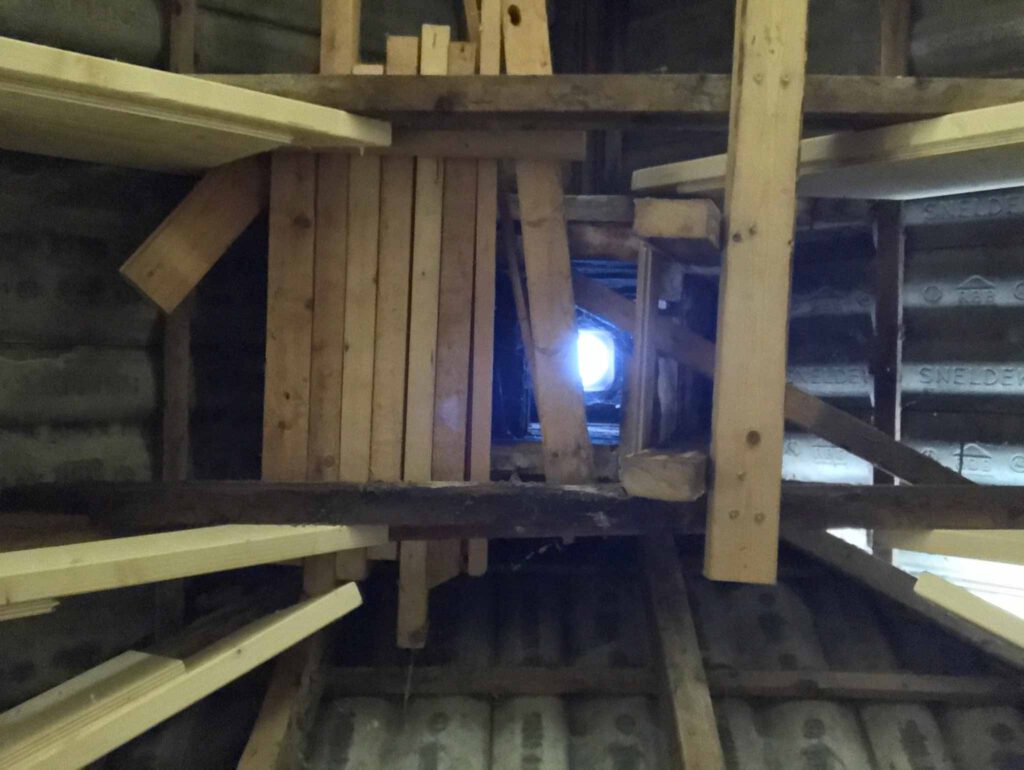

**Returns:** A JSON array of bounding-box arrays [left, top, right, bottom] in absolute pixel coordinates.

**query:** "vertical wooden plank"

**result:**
[[872, 202, 904, 488], [879, 0, 912, 77], [307, 156, 349, 483], [463, 0, 482, 45], [320, 0, 361, 75], [704, 0, 809, 585], [502, 0, 595, 485], [467, 0, 502, 575], [155, 0, 197, 640], [369, 38, 419, 484], [398, 25, 450, 650], [621, 247, 660, 456], [642, 536, 725, 770], [262, 154, 317, 483]]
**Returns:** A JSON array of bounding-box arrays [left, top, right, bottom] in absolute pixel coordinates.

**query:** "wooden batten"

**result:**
[[914, 573, 1024, 651], [502, 0, 594, 485]]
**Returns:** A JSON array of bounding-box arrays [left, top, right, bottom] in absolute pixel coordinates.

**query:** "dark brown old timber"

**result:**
[[206, 74, 1024, 129], [3, 481, 1023, 538]]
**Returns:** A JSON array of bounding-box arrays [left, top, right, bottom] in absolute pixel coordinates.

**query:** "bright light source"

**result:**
[[578, 329, 615, 392]]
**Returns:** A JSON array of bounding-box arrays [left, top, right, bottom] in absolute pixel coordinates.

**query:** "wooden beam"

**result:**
[[503, 0, 594, 485], [634, 98, 1024, 200], [632, 198, 722, 257], [320, 0, 361, 75], [466, 0, 503, 577], [0, 37, 390, 173], [374, 129, 586, 160], [205, 73, 1024, 130], [620, 247, 661, 454], [0, 599, 59, 623], [571, 272, 968, 486], [642, 536, 725, 770], [263, 153, 317, 483], [879, 0, 912, 77], [915, 573, 1024, 652], [11, 481, 1024, 539], [0, 525, 387, 604], [167, 0, 197, 74], [703, 0, 809, 584], [784, 530, 1024, 670], [872, 202, 904, 486], [120, 157, 269, 314], [398, 25, 452, 649], [0, 584, 362, 769], [876, 530, 1024, 566], [322, 665, 1023, 704]]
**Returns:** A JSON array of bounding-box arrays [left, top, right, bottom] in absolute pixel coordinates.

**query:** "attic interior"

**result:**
[[1, 0, 1024, 768]]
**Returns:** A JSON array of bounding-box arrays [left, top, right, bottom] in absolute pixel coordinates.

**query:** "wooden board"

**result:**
[[0, 599, 59, 623], [878, 530, 1024, 566], [642, 536, 725, 770], [620, 451, 707, 502], [262, 153, 317, 483], [398, 25, 451, 650], [120, 157, 269, 314], [915, 572, 1024, 651], [466, 0, 502, 576], [502, 0, 594, 485], [0, 37, 389, 173], [307, 154, 351, 483], [0, 525, 387, 604], [5, 584, 362, 769], [620, 248, 661, 455], [704, 0, 809, 585], [320, 0, 361, 75], [337, 153, 382, 485], [632, 198, 722, 262], [369, 37, 419, 484], [209, 73, 1024, 130], [633, 98, 1024, 201]]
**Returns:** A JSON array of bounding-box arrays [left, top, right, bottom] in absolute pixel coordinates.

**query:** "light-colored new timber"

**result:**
[[263, 153, 317, 483], [879, 530, 1024, 566], [0, 599, 59, 623], [0, 525, 387, 604], [502, 0, 594, 485], [398, 25, 452, 649], [704, 0, 809, 585], [467, 0, 502, 576], [120, 157, 269, 314], [621, 451, 707, 503], [0, 36, 389, 173], [632, 198, 722, 262], [915, 573, 1024, 651], [2, 584, 362, 769], [633, 99, 1024, 201]]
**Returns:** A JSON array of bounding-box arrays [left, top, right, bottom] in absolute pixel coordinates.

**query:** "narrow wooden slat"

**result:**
[[466, 0, 502, 575], [120, 157, 269, 314], [872, 202, 905, 486], [463, 0, 482, 45], [643, 536, 725, 770], [0, 525, 387, 604], [502, 0, 594, 485], [7, 585, 362, 769], [320, 0, 361, 75], [915, 573, 1024, 651], [262, 153, 317, 483], [307, 154, 350, 483], [704, 0, 809, 584], [168, 0, 197, 74], [398, 25, 451, 649], [620, 248, 660, 455], [878, 530, 1024, 566], [322, 665, 1024, 704]]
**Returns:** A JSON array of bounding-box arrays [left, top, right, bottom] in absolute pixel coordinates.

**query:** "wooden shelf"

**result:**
[[0, 37, 390, 172]]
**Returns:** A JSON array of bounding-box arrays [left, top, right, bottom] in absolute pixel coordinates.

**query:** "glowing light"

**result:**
[[578, 329, 615, 392]]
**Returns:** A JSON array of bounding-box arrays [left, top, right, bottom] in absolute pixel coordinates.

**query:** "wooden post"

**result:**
[[501, 0, 595, 485], [642, 536, 725, 770], [879, 0, 912, 77], [467, 0, 503, 576], [156, 0, 197, 635], [621, 246, 661, 456], [704, 0, 809, 585]]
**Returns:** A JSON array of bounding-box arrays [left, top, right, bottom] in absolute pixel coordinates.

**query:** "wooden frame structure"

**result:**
[[6, 0, 1024, 766]]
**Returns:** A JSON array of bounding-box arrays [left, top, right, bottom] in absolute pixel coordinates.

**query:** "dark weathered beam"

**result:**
[[321, 665, 1024, 704], [205, 74, 1024, 129], [3, 481, 1022, 538]]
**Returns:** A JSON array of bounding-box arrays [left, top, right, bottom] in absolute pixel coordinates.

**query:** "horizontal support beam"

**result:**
[[322, 666, 1023, 704], [0, 524, 387, 604], [875, 529, 1024, 565], [3, 481, 1022, 539], [204, 74, 1024, 130]]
